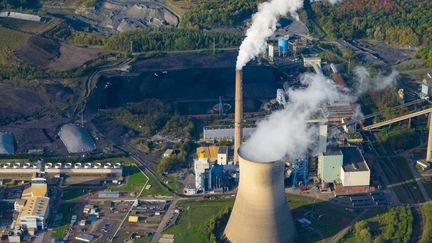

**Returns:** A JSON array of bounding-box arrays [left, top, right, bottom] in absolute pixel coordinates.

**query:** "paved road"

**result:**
[[150, 198, 178, 243]]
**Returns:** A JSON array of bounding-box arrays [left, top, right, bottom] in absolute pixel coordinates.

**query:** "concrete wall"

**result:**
[[340, 169, 370, 187], [224, 153, 296, 243]]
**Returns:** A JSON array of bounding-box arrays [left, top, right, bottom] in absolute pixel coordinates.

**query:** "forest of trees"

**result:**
[[0, 0, 40, 10], [180, 0, 263, 29], [353, 206, 413, 243], [104, 28, 242, 52], [305, 0, 432, 48]]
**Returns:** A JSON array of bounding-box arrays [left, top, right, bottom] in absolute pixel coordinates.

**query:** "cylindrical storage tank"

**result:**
[[74, 163, 82, 168], [114, 163, 121, 168], [55, 163, 62, 169], [103, 163, 112, 169], [13, 163, 20, 168], [65, 163, 72, 169], [23, 162, 31, 169], [3, 162, 11, 168], [224, 150, 296, 243], [45, 163, 52, 169], [278, 36, 289, 54], [94, 163, 101, 169], [84, 163, 91, 168]]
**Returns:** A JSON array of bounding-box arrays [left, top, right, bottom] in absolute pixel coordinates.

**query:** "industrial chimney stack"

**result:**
[[234, 69, 243, 163], [224, 150, 296, 243]]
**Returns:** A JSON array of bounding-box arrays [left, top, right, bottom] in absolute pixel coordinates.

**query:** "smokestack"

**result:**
[[234, 69, 243, 163], [224, 150, 296, 243]]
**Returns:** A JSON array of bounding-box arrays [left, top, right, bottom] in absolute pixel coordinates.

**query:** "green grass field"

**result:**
[[140, 172, 172, 197], [163, 195, 360, 243], [112, 165, 149, 194], [52, 202, 79, 239], [164, 198, 234, 243], [420, 204, 432, 243]]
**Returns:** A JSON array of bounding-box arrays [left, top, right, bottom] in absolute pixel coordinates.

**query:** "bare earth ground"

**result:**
[[47, 44, 106, 71], [358, 39, 415, 65]]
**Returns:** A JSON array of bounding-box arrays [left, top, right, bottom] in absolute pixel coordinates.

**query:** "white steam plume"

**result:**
[[241, 73, 351, 162], [353, 66, 399, 96], [236, 0, 343, 70], [236, 0, 303, 70]]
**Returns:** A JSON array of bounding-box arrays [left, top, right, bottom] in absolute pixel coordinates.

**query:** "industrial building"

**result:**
[[58, 124, 96, 154], [318, 146, 371, 194], [0, 132, 15, 154], [318, 150, 343, 185], [420, 73, 432, 99], [193, 146, 235, 192], [14, 174, 50, 236], [203, 125, 256, 141], [0, 162, 123, 184]]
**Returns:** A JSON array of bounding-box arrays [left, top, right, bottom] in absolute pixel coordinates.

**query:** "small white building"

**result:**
[[217, 146, 228, 165]]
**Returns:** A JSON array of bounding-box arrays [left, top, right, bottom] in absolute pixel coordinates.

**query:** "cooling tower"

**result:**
[[224, 151, 296, 243], [234, 69, 243, 163]]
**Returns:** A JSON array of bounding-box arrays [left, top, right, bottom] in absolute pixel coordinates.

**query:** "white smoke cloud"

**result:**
[[236, 0, 344, 70], [236, 0, 303, 70], [353, 66, 399, 96], [241, 73, 352, 162]]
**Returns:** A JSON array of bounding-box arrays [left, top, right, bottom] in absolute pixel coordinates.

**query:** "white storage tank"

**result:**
[[84, 163, 92, 168], [65, 163, 72, 169], [74, 163, 82, 168], [3, 162, 11, 168], [114, 163, 122, 169], [94, 163, 101, 169], [45, 163, 53, 169], [23, 162, 31, 169], [13, 163, 20, 168], [103, 163, 112, 169], [55, 163, 62, 169]]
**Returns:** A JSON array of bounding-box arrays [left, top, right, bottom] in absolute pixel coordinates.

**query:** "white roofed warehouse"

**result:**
[[0, 132, 15, 154], [58, 124, 96, 154]]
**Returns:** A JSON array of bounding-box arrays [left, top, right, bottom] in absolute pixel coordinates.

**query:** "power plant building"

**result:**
[[318, 150, 343, 184], [339, 146, 370, 187], [318, 146, 371, 193], [193, 146, 234, 192], [0, 132, 15, 154], [15, 176, 50, 236]]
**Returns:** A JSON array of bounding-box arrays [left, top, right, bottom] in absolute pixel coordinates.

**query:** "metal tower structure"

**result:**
[[291, 158, 307, 188]]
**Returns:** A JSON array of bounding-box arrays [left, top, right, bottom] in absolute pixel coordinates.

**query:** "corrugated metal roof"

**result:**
[[0, 132, 15, 154], [58, 124, 96, 154], [203, 126, 256, 140]]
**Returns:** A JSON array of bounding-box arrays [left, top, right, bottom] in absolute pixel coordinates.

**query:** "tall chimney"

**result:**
[[234, 69, 243, 163], [224, 150, 296, 243]]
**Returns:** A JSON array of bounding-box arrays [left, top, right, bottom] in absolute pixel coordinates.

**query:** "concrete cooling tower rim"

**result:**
[[238, 148, 281, 164]]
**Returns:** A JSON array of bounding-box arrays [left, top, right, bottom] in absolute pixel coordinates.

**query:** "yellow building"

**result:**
[[128, 215, 139, 223], [196, 146, 219, 162]]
